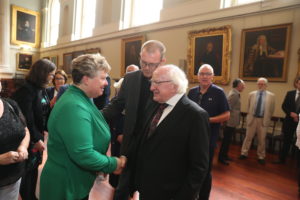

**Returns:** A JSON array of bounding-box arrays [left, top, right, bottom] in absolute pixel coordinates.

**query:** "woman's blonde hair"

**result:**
[[71, 54, 111, 84]]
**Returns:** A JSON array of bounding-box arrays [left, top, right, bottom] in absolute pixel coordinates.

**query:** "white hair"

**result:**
[[163, 64, 188, 94], [257, 77, 268, 84], [198, 64, 214, 75]]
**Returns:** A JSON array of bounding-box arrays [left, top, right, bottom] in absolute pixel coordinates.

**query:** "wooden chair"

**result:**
[[265, 117, 285, 154], [266, 116, 280, 153]]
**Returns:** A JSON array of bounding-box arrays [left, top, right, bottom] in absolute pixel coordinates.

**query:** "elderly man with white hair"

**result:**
[[133, 64, 210, 200], [240, 77, 275, 165]]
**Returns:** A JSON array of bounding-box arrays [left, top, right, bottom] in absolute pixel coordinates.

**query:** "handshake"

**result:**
[[114, 155, 127, 175]]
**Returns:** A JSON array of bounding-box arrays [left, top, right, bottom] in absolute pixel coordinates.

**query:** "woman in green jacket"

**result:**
[[40, 54, 126, 200]]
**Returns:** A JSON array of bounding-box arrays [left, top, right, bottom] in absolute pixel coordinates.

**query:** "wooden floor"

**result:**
[[89, 142, 300, 200], [210, 142, 299, 200]]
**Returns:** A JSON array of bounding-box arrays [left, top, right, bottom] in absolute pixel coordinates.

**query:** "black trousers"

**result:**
[[198, 145, 214, 200], [280, 125, 297, 162], [218, 126, 235, 160], [20, 167, 38, 200], [113, 166, 132, 200]]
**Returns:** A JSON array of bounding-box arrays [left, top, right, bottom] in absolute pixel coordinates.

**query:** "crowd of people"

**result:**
[[0, 39, 300, 200]]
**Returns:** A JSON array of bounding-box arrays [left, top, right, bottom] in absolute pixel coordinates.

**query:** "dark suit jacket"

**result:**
[[102, 70, 158, 156], [135, 95, 210, 200], [282, 90, 298, 132]]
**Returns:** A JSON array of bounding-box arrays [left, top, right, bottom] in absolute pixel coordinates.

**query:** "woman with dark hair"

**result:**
[[40, 54, 126, 200], [12, 58, 56, 200], [0, 78, 30, 200], [46, 69, 68, 108]]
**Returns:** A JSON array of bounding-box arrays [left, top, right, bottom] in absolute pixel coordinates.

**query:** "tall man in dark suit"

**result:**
[[274, 76, 300, 164], [188, 64, 230, 200], [102, 40, 166, 200], [134, 64, 209, 200]]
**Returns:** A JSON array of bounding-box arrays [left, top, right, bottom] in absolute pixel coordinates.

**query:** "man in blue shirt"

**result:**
[[188, 64, 230, 200]]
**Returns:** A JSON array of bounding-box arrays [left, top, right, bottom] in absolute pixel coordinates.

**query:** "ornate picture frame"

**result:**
[[239, 23, 292, 82], [17, 52, 33, 71], [11, 5, 40, 48], [188, 26, 232, 84], [63, 53, 73, 75], [50, 56, 58, 67], [121, 35, 145, 76]]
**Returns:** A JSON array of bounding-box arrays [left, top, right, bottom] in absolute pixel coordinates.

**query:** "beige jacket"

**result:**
[[246, 90, 275, 127], [226, 88, 241, 127]]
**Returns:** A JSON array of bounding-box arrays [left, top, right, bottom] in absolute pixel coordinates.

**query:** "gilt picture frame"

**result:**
[[17, 53, 33, 71], [121, 35, 145, 76], [11, 5, 40, 48], [188, 26, 232, 84], [239, 23, 292, 82]]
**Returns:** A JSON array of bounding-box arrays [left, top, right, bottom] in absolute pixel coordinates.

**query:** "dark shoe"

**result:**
[[272, 160, 285, 164], [239, 155, 247, 160], [258, 159, 265, 165], [218, 159, 229, 165]]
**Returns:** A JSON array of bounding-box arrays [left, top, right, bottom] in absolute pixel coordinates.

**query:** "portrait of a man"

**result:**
[[121, 36, 144, 75], [188, 26, 231, 84], [240, 24, 292, 81], [16, 12, 36, 43], [17, 53, 33, 71], [125, 41, 141, 69], [11, 5, 40, 48], [194, 36, 223, 76]]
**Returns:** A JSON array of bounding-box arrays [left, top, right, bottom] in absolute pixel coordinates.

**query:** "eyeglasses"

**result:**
[[140, 60, 161, 69], [150, 80, 172, 85], [198, 72, 213, 77], [55, 78, 65, 81]]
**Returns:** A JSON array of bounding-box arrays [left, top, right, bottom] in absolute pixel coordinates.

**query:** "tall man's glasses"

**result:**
[[140, 60, 161, 69]]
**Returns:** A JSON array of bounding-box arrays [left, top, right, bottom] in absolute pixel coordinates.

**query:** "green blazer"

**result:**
[[40, 85, 117, 200]]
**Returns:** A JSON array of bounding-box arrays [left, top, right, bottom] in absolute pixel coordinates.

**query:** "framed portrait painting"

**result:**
[[121, 35, 145, 76], [63, 53, 73, 75], [17, 53, 33, 71], [188, 26, 232, 84], [50, 56, 58, 67], [11, 5, 40, 48], [239, 23, 292, 81]]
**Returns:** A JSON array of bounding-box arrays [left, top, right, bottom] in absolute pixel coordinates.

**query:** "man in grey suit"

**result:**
[[102, 40, 166, 200], [218, 78, 245, 165], [240, 77, 275, 165]]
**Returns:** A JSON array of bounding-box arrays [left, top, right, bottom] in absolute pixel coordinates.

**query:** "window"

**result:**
[[46, 0, 60, 47], [122, 0, 163, 29], [73, 0, 96, 40], [221, 0, 262, 8]]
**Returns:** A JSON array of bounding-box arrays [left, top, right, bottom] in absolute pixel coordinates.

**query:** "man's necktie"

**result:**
[[254, 91, 263, 117], [295, 92, 300, 113], [147, 103, 168, 137]]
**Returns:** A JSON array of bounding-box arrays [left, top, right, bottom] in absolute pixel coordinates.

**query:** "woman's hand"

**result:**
[[0, 151, 20, 165], [113, 155, 127, 175], [50, 96, 57, 108], [33, 140, 45, 152], [17, 145, 29, 162]]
